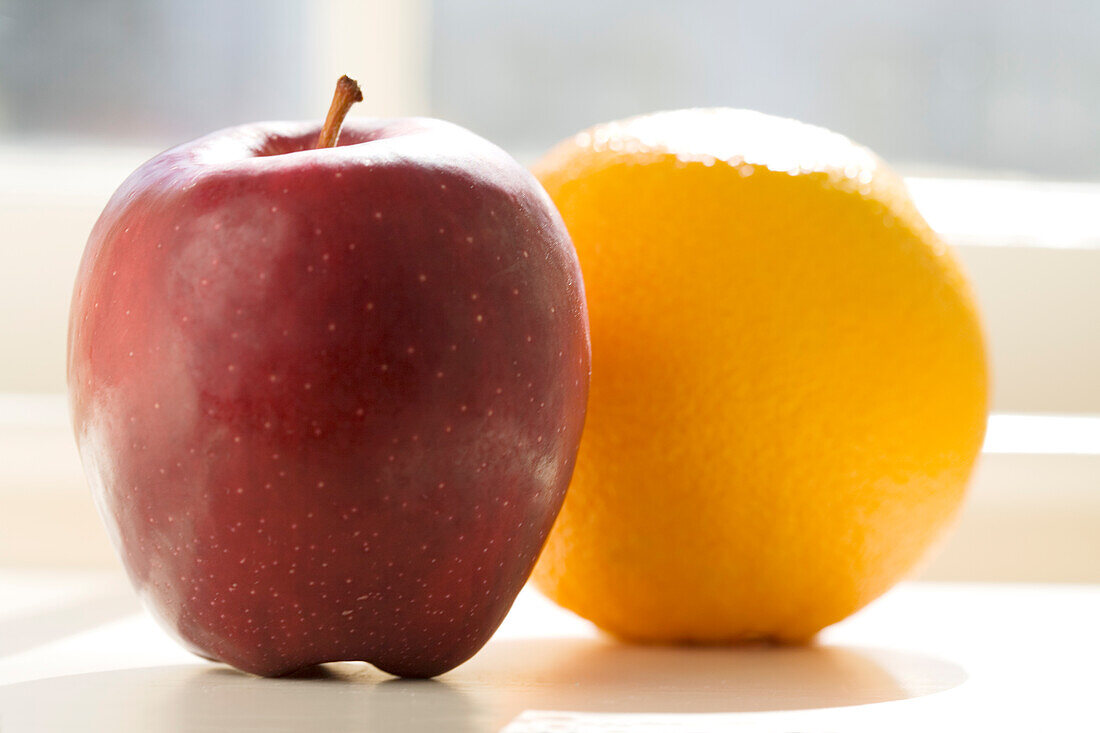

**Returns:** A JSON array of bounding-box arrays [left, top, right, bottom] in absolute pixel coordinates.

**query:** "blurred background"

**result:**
[[0, 0, 1097, 579]]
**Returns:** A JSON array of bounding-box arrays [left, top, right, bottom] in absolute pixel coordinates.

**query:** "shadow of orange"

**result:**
[[450, 636, 966, 714]]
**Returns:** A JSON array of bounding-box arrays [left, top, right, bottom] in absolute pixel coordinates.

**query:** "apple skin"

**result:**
[[67, 118, 590, 678]]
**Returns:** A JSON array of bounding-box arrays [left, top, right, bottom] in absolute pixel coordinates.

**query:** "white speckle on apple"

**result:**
[[328, 322, 336, 331], [213, 223, 222, 231], [314, 228, 322, 236], [236, 487, 244, 494], [475, 314, 484, 323], [444, 425, 452, 433], [407, 346, 416, 354], [233, 435, 241, 443], [487, 410, 494, 417], [348, 242, 356, 250], [438, 228, 445, 234], [418, 273, 427, 283], [380, 364, 388, 372], [365, 302, 374, 311], [373, 211, 382, 220], [495, 387, 503, 395], [388, 455, 395, 462], [465, 236, 474, 244], [512, 288, 520, 295], [440, 184, 447, 190], [459, 404, 467, 412], [450, 343, 458, 351], [355, 407, 365, 417], [306, 265, 314, 273], [436, 371, 444, 378], [522, 250, 529, 258]]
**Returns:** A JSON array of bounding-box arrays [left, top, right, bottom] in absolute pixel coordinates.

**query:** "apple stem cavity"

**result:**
[[316, 75, 364, 149]]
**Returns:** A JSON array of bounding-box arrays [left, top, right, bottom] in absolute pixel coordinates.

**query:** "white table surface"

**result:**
[[0, 571, 1097, 732]]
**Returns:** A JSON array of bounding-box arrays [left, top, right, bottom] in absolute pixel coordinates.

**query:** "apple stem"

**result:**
[[316, 75, 364, 149]]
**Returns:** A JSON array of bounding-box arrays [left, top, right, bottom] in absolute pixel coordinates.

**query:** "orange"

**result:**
[[531, 109, 988, 642]]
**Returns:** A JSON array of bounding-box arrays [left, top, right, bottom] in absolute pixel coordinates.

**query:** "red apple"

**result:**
[[67, 78, 590, 678]]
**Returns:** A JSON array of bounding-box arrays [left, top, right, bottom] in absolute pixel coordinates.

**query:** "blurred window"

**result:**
[[430, 0, 1100, 178], [0, 0, 311, 146], [1, 0, 1096, 179]]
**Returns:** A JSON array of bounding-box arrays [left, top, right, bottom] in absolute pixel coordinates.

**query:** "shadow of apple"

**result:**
[[0, 664, 481, 733]]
